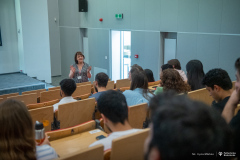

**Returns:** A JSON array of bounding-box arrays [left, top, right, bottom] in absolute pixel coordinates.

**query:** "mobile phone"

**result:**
[[96, 135, 106, 140], [152, 86, 158, 88]]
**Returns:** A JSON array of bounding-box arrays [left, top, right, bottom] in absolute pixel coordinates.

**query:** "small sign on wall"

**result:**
[[0, 27, 2, 46]]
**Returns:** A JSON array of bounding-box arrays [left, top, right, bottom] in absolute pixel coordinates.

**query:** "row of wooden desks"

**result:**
[[50, 129, 108, 157]]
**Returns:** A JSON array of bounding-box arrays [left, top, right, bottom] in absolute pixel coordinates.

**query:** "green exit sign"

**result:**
[[115, 14, 123, 19]]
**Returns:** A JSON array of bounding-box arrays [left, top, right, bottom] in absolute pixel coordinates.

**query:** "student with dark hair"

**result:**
[[159, 64, 173, 78], [168, 59, 187, 81], [0, 99, 58, 160], [186, 60, 205, 91], [202, 68, 232, 113], [123, 70, 153, 106], [222, 57, 240, 158], [128, 64, 143, 80], [144, 69, 155, 82], [53, 78, 77, 112], [89, 90, 140, 150], [89, 72, 109, 101], [144, 94, 234, 160]]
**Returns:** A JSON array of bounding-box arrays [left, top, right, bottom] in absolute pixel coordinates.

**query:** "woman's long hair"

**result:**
[[161, 69, 191, 93], [186, 60, 205, 91], [0, 99, 36, 160], [144, 69, 155, 82], [130, 71, 153, 100]]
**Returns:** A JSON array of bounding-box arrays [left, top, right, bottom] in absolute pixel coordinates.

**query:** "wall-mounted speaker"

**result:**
[[79, 0, 88, 12]]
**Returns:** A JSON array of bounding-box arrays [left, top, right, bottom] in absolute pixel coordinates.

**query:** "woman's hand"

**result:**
[[87, 66, 92, 73], [70, 65, 76, 73]]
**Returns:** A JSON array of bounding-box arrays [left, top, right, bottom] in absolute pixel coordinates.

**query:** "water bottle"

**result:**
[[35, 121, 45, 145]]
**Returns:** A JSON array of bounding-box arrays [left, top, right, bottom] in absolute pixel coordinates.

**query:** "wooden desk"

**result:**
[[148, 85, 158, 92], [51, 129, 107, 157]]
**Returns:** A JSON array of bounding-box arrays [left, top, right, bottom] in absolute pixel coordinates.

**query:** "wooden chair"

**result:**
[[0, 98, 4, 103], [0, 92, 19, 100], [72, 84, 92, 97], [115, 79, 130, 89], [40, 89, 61, 103], [108, 129, 150, 160], [48, 86, 61, 91], [27, 99, 59, 110], [22, 89, 46, 98], [73, 93, 91, 100], [148, 82, 155, 86], [57, 98, 96, 129], [77, 81, 92, 86], [29, 106, 54, 132], [104, 150, 111, 160], [188, 88, 213, 106], [7, 93, 37, 105], [119, 87, 130, 92], [57, 144, 104, 160], [47, 120, 96, 141], [129, 103, 148, 129], [154, 80, 161, 85], [234, 104, 240, 116]]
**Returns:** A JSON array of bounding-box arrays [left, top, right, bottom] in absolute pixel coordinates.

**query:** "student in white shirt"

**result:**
[[53, 79, 77, 112], [89, 90, 140, 151]]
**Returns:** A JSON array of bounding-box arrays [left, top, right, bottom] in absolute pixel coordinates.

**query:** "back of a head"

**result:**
[[161, 64, 173, 71], [161, 69, 190, 93], [0, 99, 36, 160], [130, 70, 148, 90], [186, 60, 205, 91], [60, 79, 77, 96], [149, 94, 233, 160], [131, 64, 143, 72], [202, 68, 232, 90], [168, 59, 181, 70], [97, 90, 128, 124], [95, 72, 109, 88], [144, 69, 155, 82]]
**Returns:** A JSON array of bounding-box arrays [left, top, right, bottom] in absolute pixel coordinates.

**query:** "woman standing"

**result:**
[[69, 52, 92, 83]]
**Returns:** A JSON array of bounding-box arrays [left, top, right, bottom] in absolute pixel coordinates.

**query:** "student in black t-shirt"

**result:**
[[202, 68, 232, 113], [222, 57, 240, 158]]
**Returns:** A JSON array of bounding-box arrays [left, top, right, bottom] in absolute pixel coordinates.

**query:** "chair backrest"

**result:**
[[154, 80, 161, 85], [235, 104, 240, 116], [40, 89, 61, 103], [27, 99, 59, 110], [116, 79, 131, 89], [73, 93, 91, 100], [58, 144, 104, 160], [72, 84, 92, 97], [57, 98, 96, 129], [47, 120, 96, 141], [232, 81, 236, 90], [7, 93, 37, 105], [0, 98, 4, 103], [119, 87, 130, 92], [129, 103, 148, 129], [48, 86, 61, 91], [77, 81, 92, 86], [188, 88, 213, 106], [148, 82, 155, 86], [29, 106, 54, 132], [110, 129, 150, 160], [0, 92, 19, 100], [106, 81, 114, 90], [22, 89, 46, 98]]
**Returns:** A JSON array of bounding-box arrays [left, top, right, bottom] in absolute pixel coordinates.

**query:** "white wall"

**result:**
[[0, 0, 19, 74], [20, 0, 52, 83]]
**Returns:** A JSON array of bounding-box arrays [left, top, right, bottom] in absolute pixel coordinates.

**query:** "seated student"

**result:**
[[144, 69, 155, 82], [89, 72, 109, 101], [53, 79, 77, 112], [168, 59, 187, 82], [202, 68, 232, 113], [186, 60, 205, 91], [123, 70, 154, 106], [0, 99, 58, 160], [154, 69, 190, 95], [128, 64, 143, 81], [144, 93, 234, 160], [222, 57, 240, 158], [89, 90, 140, 150]]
